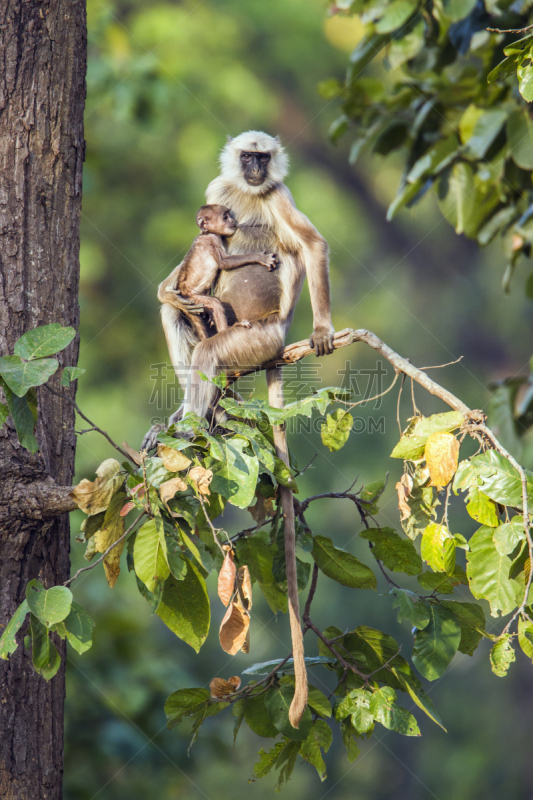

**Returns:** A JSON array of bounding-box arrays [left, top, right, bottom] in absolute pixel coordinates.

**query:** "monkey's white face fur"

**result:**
[[219, 131, 289, 195]]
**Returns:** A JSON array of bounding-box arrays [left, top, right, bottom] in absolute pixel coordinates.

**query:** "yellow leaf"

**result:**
[[189, 466, 213, 496], [425, 432, 459, 488], [157, 444, 192, 472], [70, 458, 123, 515], [160, 476, 188, 504]]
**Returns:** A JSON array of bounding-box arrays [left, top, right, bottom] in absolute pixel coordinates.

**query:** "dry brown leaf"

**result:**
[[237, 565, 252, 610], [70, 458, 123, 515], [157, 444, 192, 472], [189, 466, 213, 496], [248, 495, 274, 525], [396, 474, 412, 521], [241, 628, 250, 654], [94, 493, 126, 588], [219, 601, 250, 655], [160, 476, 188, 504], [218, 550, 236, 606], [512, 233, 525, 252], [120, 501, 135, 517], [209, 676, 241, 699], [121, 441, 143, 466], [425, 432, 460, 488]]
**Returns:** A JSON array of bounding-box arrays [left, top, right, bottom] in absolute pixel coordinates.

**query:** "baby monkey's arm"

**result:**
[[218, 252, 279, 271]]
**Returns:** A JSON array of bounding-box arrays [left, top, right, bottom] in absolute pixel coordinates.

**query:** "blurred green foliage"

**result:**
[[68, 0, 533, 797]]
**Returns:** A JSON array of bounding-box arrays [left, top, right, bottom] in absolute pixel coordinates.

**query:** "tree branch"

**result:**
[[226, 328, 471, 415]]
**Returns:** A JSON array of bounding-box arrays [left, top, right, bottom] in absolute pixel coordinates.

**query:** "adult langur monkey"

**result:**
[[155, 131, 335, 727]]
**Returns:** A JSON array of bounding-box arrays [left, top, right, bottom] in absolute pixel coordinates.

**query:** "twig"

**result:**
[[303, 563, 319, 621], [366, 647, 401, 679], [397, 373, 406, 435], [345, 370, 399, 411], [303, 617, 368, 681], [64, 512, 145, 586], [197, 493, 226, 553], [45, 384, 134, 463], [419, 356, 463, 370], [487, 24, 533, 34], [294, 454, 318, 476]]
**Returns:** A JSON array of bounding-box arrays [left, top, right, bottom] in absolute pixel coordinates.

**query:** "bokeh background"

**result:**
[[66, 0, 533, 797]]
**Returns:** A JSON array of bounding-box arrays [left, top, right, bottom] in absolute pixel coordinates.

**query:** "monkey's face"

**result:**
[[207, 209, 237, 237], [240, 151, 271, 186]]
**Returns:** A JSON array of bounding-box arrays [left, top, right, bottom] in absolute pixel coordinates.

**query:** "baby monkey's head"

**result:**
[[196, 205, 237, 237]]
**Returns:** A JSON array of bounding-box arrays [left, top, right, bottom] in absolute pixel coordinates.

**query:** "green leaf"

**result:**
[[63, 601, 95, 654], [14, 324, 75, 360], [504, 34, 533, 57], [393, 672, 445, 730], [359, 479, 386, 512], [490, 635, 516, 677], [0, 354, 59, 396], [335, 688, 374, 733], [391, 590, 431, 630], [421, 523, 456, 576], [254, 739, 300, 788], [417, 567, 467, 594], [30, 614, 61, 680], [133, 516, 170, 592], [320, 409, 353, 452], [493, 518, 525, 556], [163, 525, 188, 580], [165, 687, 210, 729], [466, 526, 519, 617], [518, 59, 533, 102], [487, 56, 517, 85], [157, 561, 210, 652], [299, 720, 333, 781], [390, 412, 464, 460], [466, 450, 533, 508], [236, 531, 287, 613], [26, 580, 73, 626], [466, 485, 499, 527], [0, 600, 29, 659], [440, 600, 486, 656], [361, 527, 422, 575], [369, 686, 420, 736], [1, 381, 38, 453], [264, 684, 312, 741], [312, 535, 377, 590], [210, 437, 259, 508], [401, 469, 439, 540], [61, 366, 85, 386], [242, 656, 336, 676], [462, 109, 507, 159], [0, 402, 9, 428], [407, 135, 459, 184], [437, 162, 499, 238], [507, 109, 533, 170], [375, 0, 416, 33], [412, 604, 461, 680], [518, 617, 533, 660], [243, 691, 279, 737], [442, 0, 476, 21], [341, 719, 361, 762]]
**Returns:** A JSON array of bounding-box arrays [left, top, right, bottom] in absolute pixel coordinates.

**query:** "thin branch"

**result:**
[[45, 384, 134, 463], [419, 356, 464, 370], [303, 562, 319, 621], [345, 370, 399, 411], [303, 617, 368, 681], [487, 24, 533, 33], [64, 511, 145, 586], [294, 453, 318, 476], [197, 493, 226, 553]]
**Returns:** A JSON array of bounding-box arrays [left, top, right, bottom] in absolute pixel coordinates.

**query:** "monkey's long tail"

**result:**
[[267, 367, 308, 729]]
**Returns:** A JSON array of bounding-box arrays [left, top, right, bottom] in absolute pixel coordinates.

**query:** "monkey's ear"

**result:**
[[275, 135, 281, 144], [197, 216, 207, 230], [226, 135, 233, 144]]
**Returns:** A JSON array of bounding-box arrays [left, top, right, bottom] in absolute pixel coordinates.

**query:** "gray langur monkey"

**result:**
[[151, 132, 335, 727]]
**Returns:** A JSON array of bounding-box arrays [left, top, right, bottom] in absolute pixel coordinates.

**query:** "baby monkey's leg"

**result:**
[[189, 294, 229, 333]]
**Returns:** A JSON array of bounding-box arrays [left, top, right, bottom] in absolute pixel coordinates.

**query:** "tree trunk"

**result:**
[[0, 0, 86, 797]]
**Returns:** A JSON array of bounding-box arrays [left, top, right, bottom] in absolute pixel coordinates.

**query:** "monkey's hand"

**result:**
[[165, 290, 204, 315], [309, 325, 335, 357], [236, 319, 252, 329], [259, 253, 279, 271]]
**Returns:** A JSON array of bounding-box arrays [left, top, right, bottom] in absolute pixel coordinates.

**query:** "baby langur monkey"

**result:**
[[158, 204, 278, 339]]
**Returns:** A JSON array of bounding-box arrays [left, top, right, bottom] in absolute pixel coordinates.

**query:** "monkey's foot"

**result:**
[[141, 422, 167, 452]]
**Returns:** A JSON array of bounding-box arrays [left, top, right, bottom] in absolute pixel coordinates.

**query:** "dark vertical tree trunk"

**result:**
[[0, 0, 86, 797]]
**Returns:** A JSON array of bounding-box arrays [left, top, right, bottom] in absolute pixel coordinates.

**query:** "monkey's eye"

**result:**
[[241, 153, 252, 162], [260, 154, 270, 162]]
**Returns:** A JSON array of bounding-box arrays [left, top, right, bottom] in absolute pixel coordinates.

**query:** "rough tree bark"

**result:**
[[0, 1, 86, 798]]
